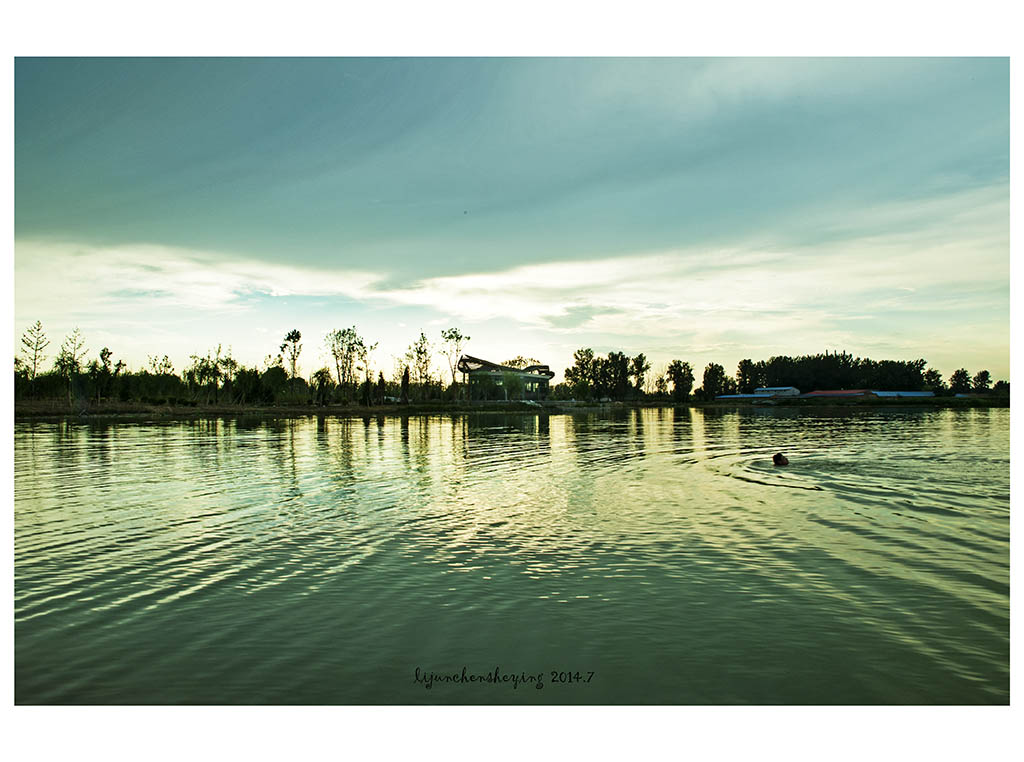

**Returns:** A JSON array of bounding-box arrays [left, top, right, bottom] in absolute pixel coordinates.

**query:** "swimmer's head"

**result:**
[[773, 453, 789, 466]]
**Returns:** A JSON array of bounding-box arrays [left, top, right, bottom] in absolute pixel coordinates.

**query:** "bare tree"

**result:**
[[54, 328, 88, 404], [20, 321, 50, 382], [355, 337, 379, 385], [440, 327, 471, 389], [406, 331, 434, 393]]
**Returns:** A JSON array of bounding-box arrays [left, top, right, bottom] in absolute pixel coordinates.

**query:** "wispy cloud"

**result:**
[[14, 240, 384, 319], [14, 181, 1008, 379]]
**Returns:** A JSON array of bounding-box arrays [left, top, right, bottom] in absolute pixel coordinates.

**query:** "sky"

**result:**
[[14, 57, 1010, 385]]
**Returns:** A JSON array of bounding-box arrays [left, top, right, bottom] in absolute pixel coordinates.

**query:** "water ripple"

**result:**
[[14, 408, 1009, 704]]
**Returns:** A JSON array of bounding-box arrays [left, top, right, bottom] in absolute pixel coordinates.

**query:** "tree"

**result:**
[[355, 337, 378, 388], [654, 374, 667, 397], [406, 331, 433, 393], [949, 368, 971, 394], [311, 367, 334, 406], [501, 371, 524, 400], [260, 365, 289, 401], [281, 330, 302, 385], [592, 355, 613, 399], [377, 371, 386, 405], [86, 358, 102, 401], [992, 380, 1009, 396], [185, 350, 221, 403], [440, 327, 471, 391], [503, 356, 540, 370], [630, 353, 651, 398], [148, 355, 175, 375], [219, 351, 238, 399], [666, 360, 694, 401], [233, 366, 265, 405], [400, 366, 410, 404], [564, 348, 596, 399], [326, 327, 367, 398], [972, 370, 991, 392], [736, 359, 759, 394], [54, 328, 88, 404], [20, 321, 50, 382], [606, 351, 630, 400], [923, 368, 945, 392], [702, 363, 728, 399], [93, 347, 117, 400], [15, 357, 30, 399]]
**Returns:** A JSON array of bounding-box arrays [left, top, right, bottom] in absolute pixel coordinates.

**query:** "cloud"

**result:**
[[13, 182, 1008, 379], [15, 240, 384, 320]]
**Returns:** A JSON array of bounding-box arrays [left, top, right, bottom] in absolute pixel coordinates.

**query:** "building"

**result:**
[[800, 389, 874, 398], [456, 355, 555, 400], [717, 387, 939, 402], [754, 386, 801, 397], [872, 391, 935, 398], [801, 389, 935, 398], [716, 386, 801, 401]]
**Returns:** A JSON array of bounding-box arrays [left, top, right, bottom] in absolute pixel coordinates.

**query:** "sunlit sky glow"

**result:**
[[14, 57, 1009, 383]]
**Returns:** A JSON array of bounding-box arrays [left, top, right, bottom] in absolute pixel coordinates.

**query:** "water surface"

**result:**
[[14, 407, 1010, 703]]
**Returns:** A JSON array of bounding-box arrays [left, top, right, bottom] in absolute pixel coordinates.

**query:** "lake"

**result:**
[[14, 407, 1009, 704]]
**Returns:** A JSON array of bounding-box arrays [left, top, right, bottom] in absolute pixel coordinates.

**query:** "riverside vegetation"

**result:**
[[14, 322, 1009, 418]]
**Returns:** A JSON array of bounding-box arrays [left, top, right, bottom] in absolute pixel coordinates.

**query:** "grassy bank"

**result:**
[[12, 394, 1009, 422]]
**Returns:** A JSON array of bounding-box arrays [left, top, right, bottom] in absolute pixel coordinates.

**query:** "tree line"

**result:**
[[14, 321, 1008, 408], [14, 322, 475, 407], [553, 347, 1007, 401]]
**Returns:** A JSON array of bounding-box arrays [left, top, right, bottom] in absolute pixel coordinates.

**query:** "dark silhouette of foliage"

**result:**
[[406, 332, 433, 391], [149, 355, 175, 375], [281, 330, 302, 386], [611, 352, 630, 400], [232, 366, 267, 404], [564, 348, 596, 399], [501, 371, 525, 400], [11, 324, 1007, 410], [949, 368, 971, 394], [503, 356, 541, 370], [311, 367, 334, 406], [261, 365, 289, 399], [54, 328, 88, 404], [702, 363, 728, 400], [654, 374, 668, 397], [923, 368, 945, 392], [630, 353, 651, 397], [736, 359, 760, 394], [751, 351, 926, 393], [666, 360, 694, 401], [184, 347, 227, 403]]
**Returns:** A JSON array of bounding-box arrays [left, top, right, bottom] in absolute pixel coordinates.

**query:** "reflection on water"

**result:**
[[14, 408, 1009, 704]]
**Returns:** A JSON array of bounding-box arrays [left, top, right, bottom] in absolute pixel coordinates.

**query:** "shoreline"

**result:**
[[12, 395, 1009, 423]]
